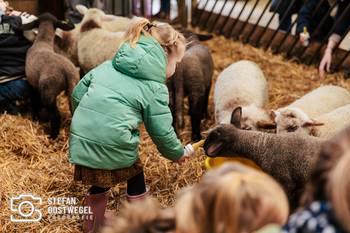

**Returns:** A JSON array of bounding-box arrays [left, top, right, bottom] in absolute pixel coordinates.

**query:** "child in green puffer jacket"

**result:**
[[69, 17, 195, 233]]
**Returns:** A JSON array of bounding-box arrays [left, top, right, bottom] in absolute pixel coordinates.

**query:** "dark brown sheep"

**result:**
[[23, 13, 79, 139], [203, 107, 325, 209], [167, 35, 214, 141]]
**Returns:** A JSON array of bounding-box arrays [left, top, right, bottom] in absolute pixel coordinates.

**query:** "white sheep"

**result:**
[[214, 60, 273, 130], [275, 85, 350, 134], [285, 104, 350, 138], [55, 5, 131, 67]]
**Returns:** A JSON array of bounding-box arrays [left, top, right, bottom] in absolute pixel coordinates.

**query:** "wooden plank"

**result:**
[[7, 0, 39, 15]]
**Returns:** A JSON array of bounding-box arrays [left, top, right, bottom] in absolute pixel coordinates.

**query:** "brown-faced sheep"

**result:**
[[203, 107, 325, 209], [23, 13, 79, 138], [167, 35, 213, 141]]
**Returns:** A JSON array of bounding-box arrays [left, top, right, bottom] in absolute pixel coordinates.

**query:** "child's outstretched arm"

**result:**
[[71, 71, 93, 113], [143, 86, 184, 161]]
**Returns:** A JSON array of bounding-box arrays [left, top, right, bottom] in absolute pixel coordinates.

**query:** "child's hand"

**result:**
[[177, 144, 195, 164]]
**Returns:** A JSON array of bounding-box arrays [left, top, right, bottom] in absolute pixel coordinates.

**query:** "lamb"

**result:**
[[204, 107, 325, 209], [167, 35, 214, 141], [275, 85, 350, 134], [214, 60, 274, 131], [77, 21, 125, 74], [286, 104, 350, 139], [23, 13, 80, 139], [55, 4, 130, 67]]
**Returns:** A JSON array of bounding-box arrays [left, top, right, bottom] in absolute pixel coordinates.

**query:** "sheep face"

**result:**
[[241, 105, 275, 131], [275, 107, 323, 134], [204, 108, 242, 157]]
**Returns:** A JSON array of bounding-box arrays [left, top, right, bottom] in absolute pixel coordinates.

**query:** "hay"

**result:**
[[1, 35, 349, 232]]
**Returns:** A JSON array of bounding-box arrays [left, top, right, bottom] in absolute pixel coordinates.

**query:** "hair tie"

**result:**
[[144, 22, 155, 32], [163, 32, 179, 47]]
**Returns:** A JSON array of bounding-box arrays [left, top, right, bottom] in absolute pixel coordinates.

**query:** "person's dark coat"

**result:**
[[297, 0, 350, 41], [0, 14, 32, 78]]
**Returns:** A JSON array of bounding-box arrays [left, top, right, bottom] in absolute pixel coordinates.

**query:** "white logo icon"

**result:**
[[10, 194, 42, 222]]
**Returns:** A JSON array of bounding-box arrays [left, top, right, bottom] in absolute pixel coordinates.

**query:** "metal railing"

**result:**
[[191, 0, 350, 76]]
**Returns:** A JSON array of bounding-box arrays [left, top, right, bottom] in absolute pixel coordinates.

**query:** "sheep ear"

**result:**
[[302, 120, 324, 127], [56, 20, 75, 31], [230, 107, 242, 128], [270, 110, 277, 120], [21, 19, 39, 31], [257, 120, 277, 129], [76, 4, 88, 15]]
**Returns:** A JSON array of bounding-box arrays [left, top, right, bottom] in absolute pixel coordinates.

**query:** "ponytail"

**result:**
[[124, 17, 151, 48], [124, 17, 186, 59]]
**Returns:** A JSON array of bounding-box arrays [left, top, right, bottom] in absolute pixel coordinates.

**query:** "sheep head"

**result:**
[[241, 105, 276, 131], [22, 13, 75, 31], [275, 107, 324, 135], [204, 107, 242, 157]]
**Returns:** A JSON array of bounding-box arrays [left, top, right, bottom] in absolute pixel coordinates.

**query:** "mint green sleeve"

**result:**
[[143, 86, 184, 161], [71, 71, 93, 113]]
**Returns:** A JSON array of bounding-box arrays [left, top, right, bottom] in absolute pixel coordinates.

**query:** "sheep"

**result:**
[[23, 13, 80, 139], [275, 85, 350, 134], [214, 60, 275, 131], [54, 4, 131, 67], [286, 104, 350, 139], [203, 107, 325, 209], [76, 22, 125, 74], [166, 35, 214, 141]]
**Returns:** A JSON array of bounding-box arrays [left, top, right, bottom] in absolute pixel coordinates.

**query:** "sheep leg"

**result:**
[[166, 78, 177, 133], [29, 87, 41, 121], [47, 104, 61, 139], [189, 95, 205, 142], [174, 72, 184, 132], [203, 86, 210, 119], [39, 78, 62, 139]]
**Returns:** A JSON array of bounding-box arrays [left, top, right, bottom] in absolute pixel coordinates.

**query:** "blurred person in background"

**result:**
[[270, 0, 303, 32], [297, 0, 350, 78], [283, 125, 350, 233], [0, 1, 36, 114]]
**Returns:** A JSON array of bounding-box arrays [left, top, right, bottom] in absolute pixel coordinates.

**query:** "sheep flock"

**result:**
[[1, 26, 350, 233]]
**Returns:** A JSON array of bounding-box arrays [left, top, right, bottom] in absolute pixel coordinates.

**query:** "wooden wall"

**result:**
[[8, 0, 65, 19], [8, 0, 39, 15]]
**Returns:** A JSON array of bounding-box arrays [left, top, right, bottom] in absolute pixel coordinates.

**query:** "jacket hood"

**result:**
[[112, 35, 167, 83]]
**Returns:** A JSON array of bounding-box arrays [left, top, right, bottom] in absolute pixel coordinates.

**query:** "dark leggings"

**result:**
[[89, 171, 146, 196]]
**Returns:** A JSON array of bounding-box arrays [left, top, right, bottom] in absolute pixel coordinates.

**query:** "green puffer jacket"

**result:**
[[69, 35, 184, 170]]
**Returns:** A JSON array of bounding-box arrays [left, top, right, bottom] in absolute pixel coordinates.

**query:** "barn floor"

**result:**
[[1, 35, 350, 233]]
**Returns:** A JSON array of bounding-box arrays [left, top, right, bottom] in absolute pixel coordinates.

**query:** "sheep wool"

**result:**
[[214, 60, 269, 129], [275, 85, 350, 134]]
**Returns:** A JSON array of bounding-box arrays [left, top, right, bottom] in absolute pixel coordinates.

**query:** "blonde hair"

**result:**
[[175, 163, 289, 233], [123, 17, 186, 60]]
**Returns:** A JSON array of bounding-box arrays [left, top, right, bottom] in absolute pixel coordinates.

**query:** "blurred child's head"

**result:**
[[124, 17, 186, 78], [175, 163, 289, 233], [102, 198, 175, 233], [302, 125, 350, 231]]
